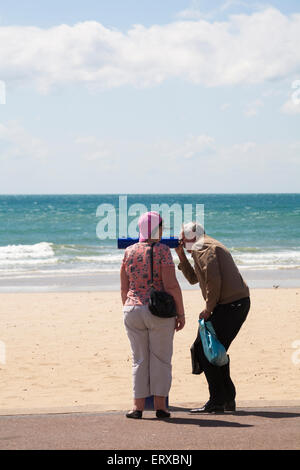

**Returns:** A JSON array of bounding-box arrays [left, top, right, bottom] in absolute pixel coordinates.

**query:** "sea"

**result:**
[[0, 193, 299, 292]]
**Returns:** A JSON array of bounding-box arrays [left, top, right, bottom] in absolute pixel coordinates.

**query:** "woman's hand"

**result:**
[[175, 315, 185, 331]]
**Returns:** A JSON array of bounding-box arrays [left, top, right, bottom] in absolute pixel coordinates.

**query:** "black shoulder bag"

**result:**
[[148, 243, 177, 318]]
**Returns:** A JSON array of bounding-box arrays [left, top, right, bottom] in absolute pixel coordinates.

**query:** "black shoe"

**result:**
[[190, 401, 224, 414], [126, 410, 143, 419], [156, 409, 171, 419], [224, 400, 236, 412]]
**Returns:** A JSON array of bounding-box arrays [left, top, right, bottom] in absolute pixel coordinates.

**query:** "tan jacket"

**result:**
[[178, 235, 249, 312]]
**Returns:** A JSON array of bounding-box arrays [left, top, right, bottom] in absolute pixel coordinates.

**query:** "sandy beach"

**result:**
[[0, 288, 299, 415]]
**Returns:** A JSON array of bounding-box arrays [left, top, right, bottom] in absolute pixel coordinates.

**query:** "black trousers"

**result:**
[[199, 297, 250, 405]]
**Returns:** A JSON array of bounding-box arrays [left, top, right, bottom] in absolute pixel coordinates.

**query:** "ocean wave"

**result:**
[[237, 264, 300, 271], [0, 242, 58, 267], [232, 250, 300, 267], [0, 242, 54, 259], [0, 267, 120, 278], [0, 258, 58, 267], [76, 254, 123, 263], [1, 240, 300, 277], [231, 247, 263, 253]]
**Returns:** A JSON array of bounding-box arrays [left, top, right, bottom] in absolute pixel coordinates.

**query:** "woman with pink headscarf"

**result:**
[[120, 211, 185, 419]]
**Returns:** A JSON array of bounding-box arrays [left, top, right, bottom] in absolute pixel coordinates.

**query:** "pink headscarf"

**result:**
[[138, 211, 162, 242]]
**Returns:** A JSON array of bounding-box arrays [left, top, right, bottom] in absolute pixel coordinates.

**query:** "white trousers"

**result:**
[[123, 304, 176, 399]]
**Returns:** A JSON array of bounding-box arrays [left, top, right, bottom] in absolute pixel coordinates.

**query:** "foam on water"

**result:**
[[0, 242, 54, 260], [0, 194, 299, 288]]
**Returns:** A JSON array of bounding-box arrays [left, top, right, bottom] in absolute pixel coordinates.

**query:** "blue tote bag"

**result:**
[[198, 319, 228, 366]]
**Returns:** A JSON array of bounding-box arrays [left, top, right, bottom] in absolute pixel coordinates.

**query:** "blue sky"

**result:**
[[1, 0, 300, 28], [0, 0, 300, 193]]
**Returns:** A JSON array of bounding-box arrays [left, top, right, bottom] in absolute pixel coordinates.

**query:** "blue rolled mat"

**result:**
[[117, 237, 179, 249]]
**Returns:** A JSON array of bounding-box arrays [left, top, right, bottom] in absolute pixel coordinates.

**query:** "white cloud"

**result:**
[[148, 137, 299, 190], [281, 99, 300, 114], [154, 134, 215, 160], [206, 139, 300, 190], [244, 99, 264, 116], [75, 135, 115, 162], [0, 80, 5, 104], [289, 142, 300, 150], [0, 121, 48, 160], [232, 141, 257, 153], [180, 135, 215, 159], [176, 0, 258, 20], [176, 0, 206, 20], [0, 8, 300, 92], [73, 133, 216, 167], [176, 10, 205, 20], [221, 0, 250, 10], [281, 79, 300, 114], [220, 102, 231, 111]]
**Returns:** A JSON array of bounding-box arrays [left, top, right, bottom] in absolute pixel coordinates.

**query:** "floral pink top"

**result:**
[[121, 242, 174, 305]]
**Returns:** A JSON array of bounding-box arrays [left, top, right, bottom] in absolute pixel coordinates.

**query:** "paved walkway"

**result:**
[[0, 406, 299, 450]]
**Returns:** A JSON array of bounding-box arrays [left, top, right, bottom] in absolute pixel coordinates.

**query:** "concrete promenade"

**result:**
[[0, 405, 299, 450]]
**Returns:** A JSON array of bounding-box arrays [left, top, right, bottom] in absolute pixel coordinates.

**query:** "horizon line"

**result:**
[[0, 192, 299, 196]]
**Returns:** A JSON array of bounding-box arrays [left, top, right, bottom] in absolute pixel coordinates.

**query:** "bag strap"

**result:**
[[149, 243, 156, 288]]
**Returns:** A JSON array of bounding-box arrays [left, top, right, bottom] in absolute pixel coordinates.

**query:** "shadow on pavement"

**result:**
[[169, 406, 300, 420], [146, 416, 253, 427], [234, 410, 300, 419]]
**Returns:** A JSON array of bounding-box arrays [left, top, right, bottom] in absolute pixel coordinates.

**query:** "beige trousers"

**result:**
[[123, 304, 176, 399]]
